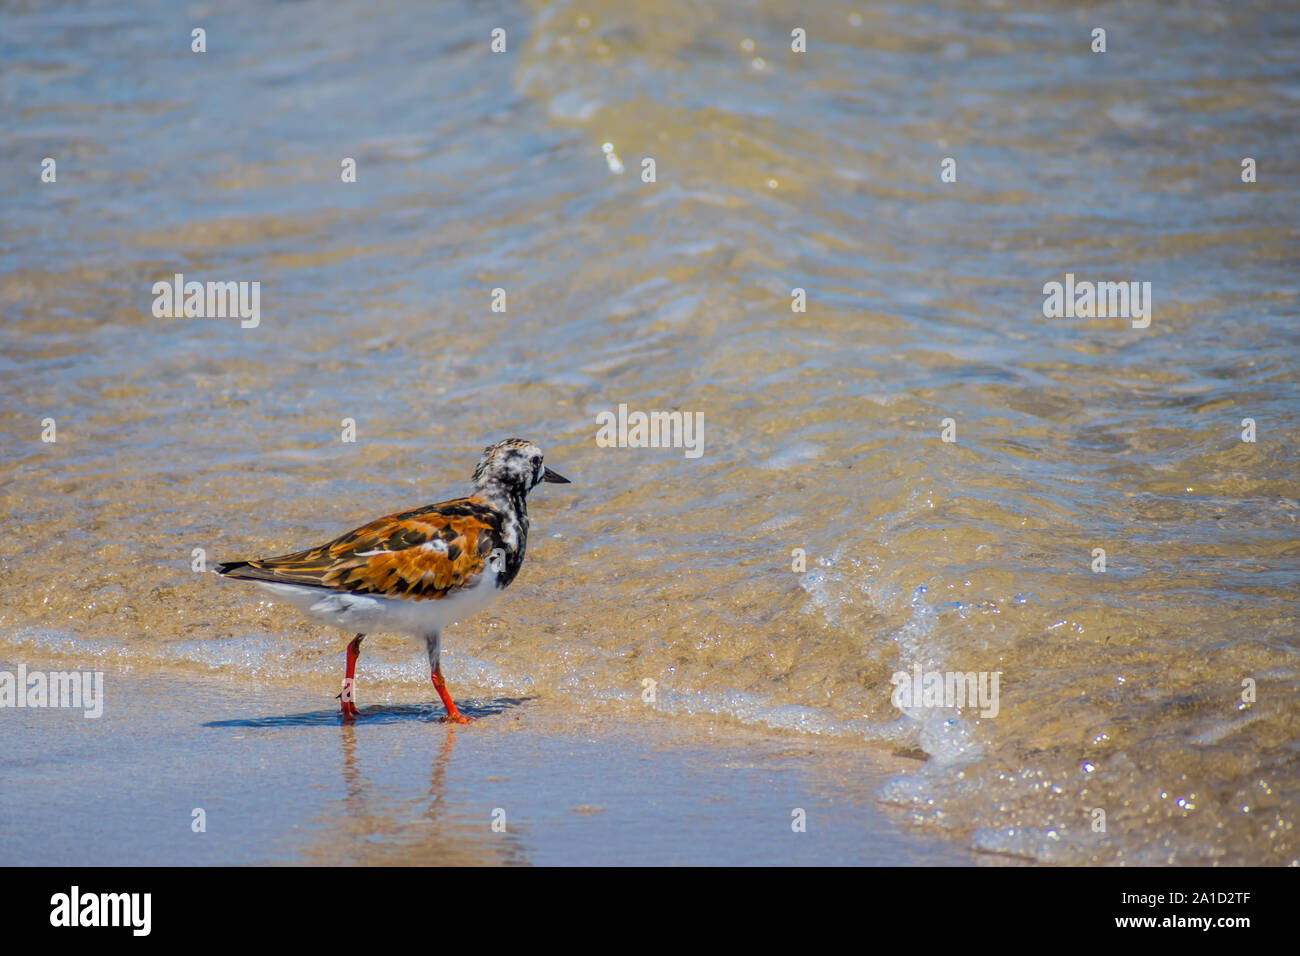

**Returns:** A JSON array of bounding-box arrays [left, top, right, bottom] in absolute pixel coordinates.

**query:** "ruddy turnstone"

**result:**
[[215, 438, 569, 723]]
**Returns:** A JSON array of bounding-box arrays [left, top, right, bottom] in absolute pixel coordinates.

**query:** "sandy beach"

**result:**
[[2, 0, 1296, 868], [0, 656, 981, 866]]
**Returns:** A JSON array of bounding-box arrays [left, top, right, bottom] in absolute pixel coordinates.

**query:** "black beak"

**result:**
[[542, 467, 571, 484]]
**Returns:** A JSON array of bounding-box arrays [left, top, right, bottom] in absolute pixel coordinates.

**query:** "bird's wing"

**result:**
[[217, 498, 502, 600]]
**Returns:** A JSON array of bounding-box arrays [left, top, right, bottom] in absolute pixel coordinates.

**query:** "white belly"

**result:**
[[247, 569, 503, 636]]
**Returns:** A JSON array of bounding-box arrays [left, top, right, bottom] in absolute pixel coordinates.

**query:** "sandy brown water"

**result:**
[[2, 0, 1298, 865]]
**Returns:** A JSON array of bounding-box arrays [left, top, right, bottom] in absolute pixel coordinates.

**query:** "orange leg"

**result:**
[[431, 663, 473, 724], [340, 634, 364, 720]]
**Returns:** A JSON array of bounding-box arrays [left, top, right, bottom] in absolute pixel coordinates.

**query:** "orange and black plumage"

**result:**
[[216, 438, 569, 723]]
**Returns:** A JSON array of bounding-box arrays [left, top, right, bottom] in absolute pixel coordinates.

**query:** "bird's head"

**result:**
[[472, 438, 570, 495]]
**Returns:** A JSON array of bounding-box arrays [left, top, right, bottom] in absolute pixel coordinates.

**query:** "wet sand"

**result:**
[[0, 659, 979, 866], [3, 0, 1296, 866]]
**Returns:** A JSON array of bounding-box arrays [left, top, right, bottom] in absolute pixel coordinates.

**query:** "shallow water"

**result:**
[[0, 670, 974, 866], [2, 0, 1297, 864]]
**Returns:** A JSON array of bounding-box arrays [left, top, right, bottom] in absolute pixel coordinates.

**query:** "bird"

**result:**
[[214, 438, 569, 723]]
